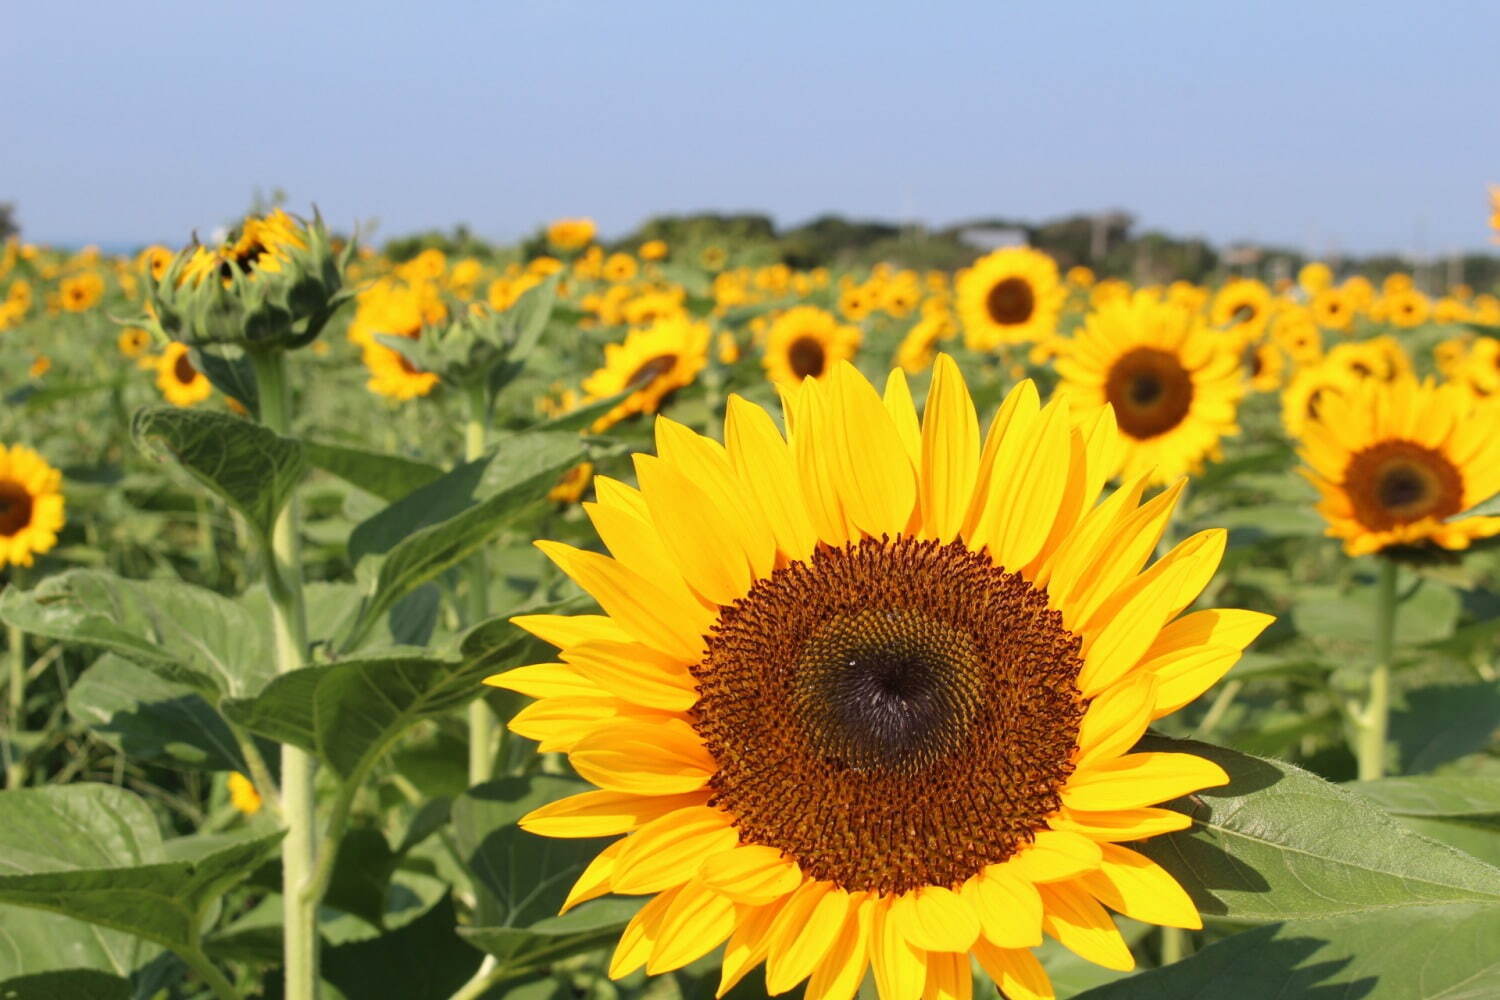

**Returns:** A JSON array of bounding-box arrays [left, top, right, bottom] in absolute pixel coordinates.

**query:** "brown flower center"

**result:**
[[1345, 440, 1464, 530], [693, 536, 1085, 895], [985, 277, 1036, 326], [1105, 347, 1195, 439], [0, 481, 34, 537], [787, 336, 827, 379], [173, 351, 198, 385], [626, 353, 678, 388]]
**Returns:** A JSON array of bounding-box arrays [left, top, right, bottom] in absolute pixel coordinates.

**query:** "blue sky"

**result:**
[[7, 1, 1498, 255]]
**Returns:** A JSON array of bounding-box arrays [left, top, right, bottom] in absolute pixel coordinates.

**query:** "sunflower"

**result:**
[[1324, 337, 1411, 384], [117, 327, 152, 358], [491, 357, 1269, 1000], [1310, 287, 1356, 333], [604, 253, 638, 284], [178, 209, 307, 286], [1208, 279, 1272, 343], [28, 356, 50, 379], [763, 306, 862, 386], [956, 247, 1063, 349], [640, 239, 669, 261], [547, 218, 597, 252], [1298, 261, 1333, 294], [1055, 293, 1244, 485], [1300, 378, 1500, 555], [1244, 341, 1284, 393], [895, 310, 954, 374], [363, 342, 440, 401], [156, 343, 212, 407], [1281, 363, 1355, 438], [0, 444, 65, 571], [1270, 307, 1323, 366], [227, 772, 263, 816], [1382, 289, 1430, 328], [60, 272, 105, 312], [582, 315, 711, 430]]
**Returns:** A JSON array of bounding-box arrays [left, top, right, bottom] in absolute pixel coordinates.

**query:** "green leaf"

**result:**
[[0, 905, 153, 982], [311, 894, 481, 1000], [1290, 577, 1460, 646], [507, 273, 561, 361], [1074, 905, 1500, 999], [225, 621, 539, 781], [302, 441, 443, 503], [67, 655, 245, 771], [0, 570, 273, 701], [1348, 776, 1500, 823], [340, 431, 585, 651], [0, 785, 283, 954], [321, 827, 399, 929], [1389, 682, 1500, 773], [190, 345, 258, 419], [1133, 737, 1500, 923], [452, 774, 640, 972], [132, 406, 305, 541], [0, 969, 132, 1000]]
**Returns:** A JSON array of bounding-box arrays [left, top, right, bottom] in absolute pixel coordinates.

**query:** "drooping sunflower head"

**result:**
[[492, 357, 1271, 1000], [955, 247, 1063, 350], [1208, 278, 1272, 343], [763, 306, 862, 386], [1055, 292, 1245, 485], [0, 443, 65, 571], [155, 342, 213, 407], [581, 315, 711, 430], [1299, 377, 1500, 556]]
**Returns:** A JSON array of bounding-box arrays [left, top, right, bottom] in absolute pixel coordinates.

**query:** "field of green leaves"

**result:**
[[1, 209, 1499, 1000]]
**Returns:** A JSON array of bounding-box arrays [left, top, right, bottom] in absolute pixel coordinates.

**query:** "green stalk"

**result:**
[[463, 383, 496, 785], [1357, 558, 1398, 782], [250, 349, 319, 1000], [6, 619, 22, 729]]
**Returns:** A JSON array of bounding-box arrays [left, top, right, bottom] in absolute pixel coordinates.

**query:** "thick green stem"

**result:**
[[251, 350, 319, 1000], [1160, 926, 1192, 965], [463, 383, 497, 786], [6, 619, 22, 729], [447, 957, 504, 1000], [1357, 558, 1398, 782], [181, 944, 244, 1000]]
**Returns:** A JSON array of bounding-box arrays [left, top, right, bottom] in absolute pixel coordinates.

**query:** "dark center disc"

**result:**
[[1104, 347, 1195, 439], [692, 536, 1085, 895], [1345, 440, 1464, 530], [626, 353, 678, 388], [173, 351, 198, 385], [0, 481, 33, 537], [985, 277, 1036, 326], [787, 337, 827, 379]]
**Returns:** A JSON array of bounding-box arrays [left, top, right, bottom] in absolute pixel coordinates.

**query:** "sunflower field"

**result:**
[[3, 201, 1500, 1000]]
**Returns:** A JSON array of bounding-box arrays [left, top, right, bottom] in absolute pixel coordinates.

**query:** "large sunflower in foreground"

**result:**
[[1299, 377, 1500, 556], [956, 248, 1062, 349], [762, 306, 862, 386], [1055, 293, 1244, 485], [0, 444, 65, 570], [582, 315, 711, 430], [489, 356, 1271, 1000]]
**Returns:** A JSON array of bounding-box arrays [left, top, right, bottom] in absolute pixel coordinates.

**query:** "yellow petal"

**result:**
[[533, 541, 714, 662], [789, 377, 856, 545], [1081, 844, 1203, 929], [1038, 882, 1135, 972], [869, 895, 927, 1000], [648, 878, 739, 973], [971, 938, 1054, 1000], [974, 395, 1073, 570], [894, 885, 980, 952], [1074, 673, 1157, 766], [609, 884, 681, 979], [921, 950, 972, 1000], [1056, 479, 1183, 628], [1051, 806, 1193, 842], [725, 393, 819, 562], [562, 838, 627, 912], [1006, 829, 1103, 883], [511, 612, 631, 651], [569, 718, 716, 795], [520, 788, 710, 838], [766, 881, 853, 995], [963, 380, 1040, 540], [826, 361, 918, 538], [1138, 609, 1275, 718], [611, 805, 739, 894], [920, 354, 981, 542], [655, 415, 777, 578], [885, 368, 923, 469], [563, 639, 699, 712], [483, 661, 601, 699], [634, 453, 753, 605], [718, 901, 782, 996], [508, 696, 626, 753], [961, 865, 1042, 948], [1062, 752, 1229, 811], [583, 500, 702, 611], [701, 844, 804, 904], [804, 896, 871, 1000]]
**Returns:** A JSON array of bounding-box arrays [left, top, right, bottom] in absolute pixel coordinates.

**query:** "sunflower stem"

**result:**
[[463, 382, 498, 786], [1357, 558, 1398, 782], [250, 348, 320, 1000], [6, 609, 27, 789], [1160, 926, 1192, 965]]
